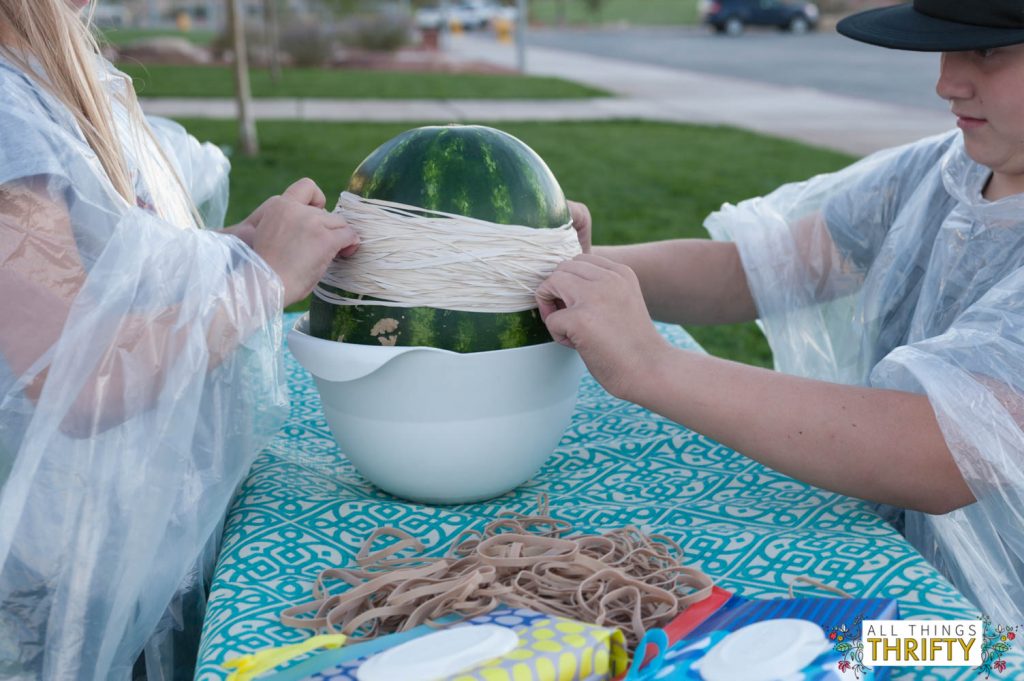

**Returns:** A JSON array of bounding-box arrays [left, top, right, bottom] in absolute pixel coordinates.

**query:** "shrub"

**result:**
[[280, 22, 336, 66], [337, 12, 411, 52]]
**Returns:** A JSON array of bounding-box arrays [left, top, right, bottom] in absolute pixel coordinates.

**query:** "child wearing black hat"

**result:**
[[538, 2, 1024, 623]]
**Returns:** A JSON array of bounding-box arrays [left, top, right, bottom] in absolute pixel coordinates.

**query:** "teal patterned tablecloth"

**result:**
[[195, 316, 984, 680]]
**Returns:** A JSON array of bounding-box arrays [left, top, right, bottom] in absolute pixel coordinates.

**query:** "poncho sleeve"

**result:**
[[870, 267, 1024, 622], [0, 66, 287, 679], [703, 131, 957, 383], [146, 114, 231, 229], [704, 128, 1024, 620]]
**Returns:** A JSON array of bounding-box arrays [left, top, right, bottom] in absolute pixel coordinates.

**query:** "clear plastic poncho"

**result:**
[[0, 55, 288, 678], [705, 130, 1024, 623]]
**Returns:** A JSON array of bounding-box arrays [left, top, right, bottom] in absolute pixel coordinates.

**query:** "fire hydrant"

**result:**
[[494, 17, 513, 43]]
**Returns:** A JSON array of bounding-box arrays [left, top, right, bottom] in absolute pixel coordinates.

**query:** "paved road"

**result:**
[[524, 26, 947, 112]]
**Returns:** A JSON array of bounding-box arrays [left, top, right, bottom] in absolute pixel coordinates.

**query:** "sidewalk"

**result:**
[[445, 34, 954, 156], [139, 34, 955, 157]]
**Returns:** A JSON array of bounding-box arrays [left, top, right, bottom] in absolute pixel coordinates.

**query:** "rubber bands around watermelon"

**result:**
[[315, 191, 580, 314]]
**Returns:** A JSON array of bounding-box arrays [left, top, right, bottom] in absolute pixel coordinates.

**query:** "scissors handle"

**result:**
[[624, 628, 670, 680]]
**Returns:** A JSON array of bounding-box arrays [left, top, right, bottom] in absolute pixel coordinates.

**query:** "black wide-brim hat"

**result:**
[[837, 0, 1024, 52]]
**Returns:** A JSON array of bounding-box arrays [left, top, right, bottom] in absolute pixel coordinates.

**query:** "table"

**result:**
[[195, 315, 984, 680]]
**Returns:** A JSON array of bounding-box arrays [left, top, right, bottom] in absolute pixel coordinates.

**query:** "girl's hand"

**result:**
[[535, 253, 670, 400], [567, 200, 592, 254], [249, 178, 360, 307], [219, 222, 256, 247]]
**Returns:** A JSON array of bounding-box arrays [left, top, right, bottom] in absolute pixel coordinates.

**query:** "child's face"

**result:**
[[937, 44, 1024, 178]]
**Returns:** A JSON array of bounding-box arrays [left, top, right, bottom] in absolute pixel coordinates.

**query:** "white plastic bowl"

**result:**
[[287, 315, 585, 504]]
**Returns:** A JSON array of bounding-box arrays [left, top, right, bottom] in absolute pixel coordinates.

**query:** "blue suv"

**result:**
[[701, 0, 820, 35]]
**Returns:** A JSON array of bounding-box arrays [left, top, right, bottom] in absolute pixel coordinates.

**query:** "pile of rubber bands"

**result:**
[[281, 501, 714, 648]]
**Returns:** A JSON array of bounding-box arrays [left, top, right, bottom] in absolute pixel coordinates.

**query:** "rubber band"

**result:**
[[280, 501, 713, 648], [313, 192, 581, 313], [786, 575, 855, 599]]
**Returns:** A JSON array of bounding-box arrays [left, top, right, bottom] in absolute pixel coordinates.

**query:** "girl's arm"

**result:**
[[219, 221, 257, 247], [0, 177, 356, 435]]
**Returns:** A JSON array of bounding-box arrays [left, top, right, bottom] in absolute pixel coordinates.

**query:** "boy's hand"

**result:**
[[567, 200, 592, 254], [536, 254, 669, 400]]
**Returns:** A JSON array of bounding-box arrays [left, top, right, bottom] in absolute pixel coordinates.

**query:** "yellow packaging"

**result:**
[[446, 608, 629, 681]]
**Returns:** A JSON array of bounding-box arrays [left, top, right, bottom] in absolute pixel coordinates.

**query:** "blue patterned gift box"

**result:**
[[624, 590, 898, 681]]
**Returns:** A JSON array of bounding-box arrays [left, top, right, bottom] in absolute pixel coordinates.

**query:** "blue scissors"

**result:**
[[624, 628, 673, 680]]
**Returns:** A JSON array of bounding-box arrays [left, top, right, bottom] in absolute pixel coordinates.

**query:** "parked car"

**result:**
[[415, 0, 510, 31], [700, 0, 819, 35]]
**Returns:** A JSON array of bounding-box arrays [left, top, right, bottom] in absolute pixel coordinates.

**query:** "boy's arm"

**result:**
[[536, 254, 975, 516], [591, 210, 853, 327], [594, 240, 758, 326], [632, 344, 973, 515]]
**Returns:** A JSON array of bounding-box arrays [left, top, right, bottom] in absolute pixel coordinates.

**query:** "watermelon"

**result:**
[[309, 124, 570, 352]]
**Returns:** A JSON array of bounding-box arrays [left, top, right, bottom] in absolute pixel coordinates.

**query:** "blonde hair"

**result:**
[[0, 0, 201, 228]]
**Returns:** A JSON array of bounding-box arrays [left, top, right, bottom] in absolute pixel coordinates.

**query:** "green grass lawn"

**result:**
[[98, 27, 217, 46], [529, 0, 701, 26], [177, 119, 854, 367], [120, 63, 608, 99]]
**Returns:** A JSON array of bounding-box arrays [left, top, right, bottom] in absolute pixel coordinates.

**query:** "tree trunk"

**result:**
[[264, 0, 282, 85], [228, 0, 259, 156], [146, 0, 160, 27], [516, 0, 527, 72]]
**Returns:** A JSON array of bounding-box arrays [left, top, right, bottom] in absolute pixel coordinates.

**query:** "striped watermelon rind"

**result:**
[[309, 284, 552, 352], [310, 125, 569, 352]]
